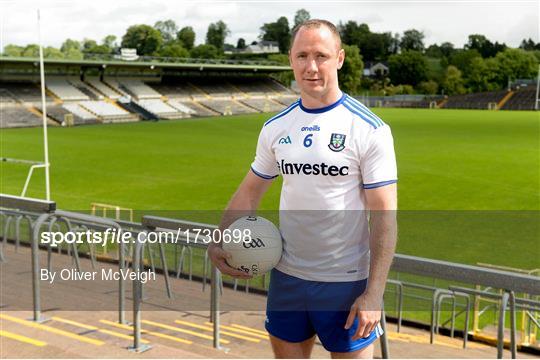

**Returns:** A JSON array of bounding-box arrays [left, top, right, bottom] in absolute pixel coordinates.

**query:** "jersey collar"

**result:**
[[299, 92, 346, 114]]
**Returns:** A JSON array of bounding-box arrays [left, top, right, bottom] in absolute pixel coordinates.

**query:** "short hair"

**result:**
[[290, 19, 342, 51]]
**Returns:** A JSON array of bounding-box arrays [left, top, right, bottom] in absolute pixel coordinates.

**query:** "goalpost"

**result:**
[[1, 9, 51, 199]]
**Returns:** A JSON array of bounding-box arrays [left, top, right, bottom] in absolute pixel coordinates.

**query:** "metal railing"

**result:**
[[2, 193, 539, 358]]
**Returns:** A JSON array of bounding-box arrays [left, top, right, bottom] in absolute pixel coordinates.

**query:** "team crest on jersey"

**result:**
[[328, 133, 346, 152]]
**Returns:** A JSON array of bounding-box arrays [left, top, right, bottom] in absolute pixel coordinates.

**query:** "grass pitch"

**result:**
[[1, 108, 538, 269]]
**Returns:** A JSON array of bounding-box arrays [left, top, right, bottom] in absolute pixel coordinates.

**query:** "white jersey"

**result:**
[[251, 93, 397, 281]]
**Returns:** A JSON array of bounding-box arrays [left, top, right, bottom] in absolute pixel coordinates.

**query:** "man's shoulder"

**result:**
[[341, 95, 387, 131], [263, 99, 300, 128]]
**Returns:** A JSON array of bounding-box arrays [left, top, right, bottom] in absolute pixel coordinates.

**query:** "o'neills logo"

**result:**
[[277, 159, 349, 176]]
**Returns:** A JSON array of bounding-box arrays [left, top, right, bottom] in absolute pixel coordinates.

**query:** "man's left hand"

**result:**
[[344, 293, 382, 340]]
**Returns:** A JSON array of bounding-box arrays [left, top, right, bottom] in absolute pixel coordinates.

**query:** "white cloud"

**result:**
[[0, 0, 537, 48]]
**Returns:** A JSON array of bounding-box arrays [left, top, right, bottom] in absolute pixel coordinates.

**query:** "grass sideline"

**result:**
[[1, 108, 539, 270]]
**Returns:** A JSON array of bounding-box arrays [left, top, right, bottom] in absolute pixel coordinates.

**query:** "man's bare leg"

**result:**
[[269, 334, 316, 358], [331, 343, 374, 359]]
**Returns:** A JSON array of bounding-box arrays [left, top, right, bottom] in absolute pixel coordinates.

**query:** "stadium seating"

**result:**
[[147, 83, 197, 99], [274, 95, 299, 106], [46, 78, 90, 101], [197, 99, 258, 115], [136, 99, 185, 119], [62, 103, 100, 122], [0, 105, 42, 128], [85, 78, 122, 99], [102, 79, 131, 98], [120, 80, 162, 100], [501, 87, 537, 110], [79, 100, 138, 122], [443, 90, 508, 110], [240, 98, 285, 112], [68, 79, 104, 100], [189, 78, 238, 97], [0, 82, 53, 104], [166, 99, 197, 115]]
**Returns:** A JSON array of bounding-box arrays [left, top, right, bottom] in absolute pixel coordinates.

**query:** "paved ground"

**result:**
[[1, 244, 538, 358]]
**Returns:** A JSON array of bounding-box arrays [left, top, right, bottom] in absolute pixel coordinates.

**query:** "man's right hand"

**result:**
[[207, 244, 253, 279]]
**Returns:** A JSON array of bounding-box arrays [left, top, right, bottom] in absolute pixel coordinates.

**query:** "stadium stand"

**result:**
[[166, 99, 197, 115], [443, 90, 508, 109], [45, 78, 90, 101], [501, 87, 537, 110], [0, 82, 53, 104], [187, 101, 221, 117], [102, 78, 131, 98], [119, 79, 162, 100], [149, 82, 204, 99], [240, 98, 285, 112], [86, 78, 122, 99], [189, 77, 238, 97], [79, 100, 138, 122], [198, 99, 258, 115], [68, 78, 104, 100], [274, 95, 299, 106], [62, 103, 100, 122], [1, 105, 42, 128], [41, 104, 97, 125], [136, 99, 185, 119]]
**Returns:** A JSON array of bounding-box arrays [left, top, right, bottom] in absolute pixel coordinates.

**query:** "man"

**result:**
[[209, 19, 397, 359]]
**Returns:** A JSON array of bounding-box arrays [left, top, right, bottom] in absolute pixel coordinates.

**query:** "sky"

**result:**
[[0, 0, 538, 50]]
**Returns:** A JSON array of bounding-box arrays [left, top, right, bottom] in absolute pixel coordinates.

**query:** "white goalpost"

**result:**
[[1, 9, 51, 199], [37, 9, 51, 201]]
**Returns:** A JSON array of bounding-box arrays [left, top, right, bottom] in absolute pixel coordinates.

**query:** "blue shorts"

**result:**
[[265, 269, 383, 353]]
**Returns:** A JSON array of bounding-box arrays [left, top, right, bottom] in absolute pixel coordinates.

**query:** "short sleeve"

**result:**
[[360, 125, 398, 189], [250, 126, 279, 179]]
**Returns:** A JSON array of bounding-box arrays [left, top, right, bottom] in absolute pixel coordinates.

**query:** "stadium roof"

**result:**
[[0, 56, 291, 73]]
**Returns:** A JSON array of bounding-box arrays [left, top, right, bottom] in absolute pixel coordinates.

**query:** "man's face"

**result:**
[[289, 26, 345, 100]]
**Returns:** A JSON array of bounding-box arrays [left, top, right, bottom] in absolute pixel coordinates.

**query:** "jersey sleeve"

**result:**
[[360, 124, 398, 189], [250, 126, 279, 180]]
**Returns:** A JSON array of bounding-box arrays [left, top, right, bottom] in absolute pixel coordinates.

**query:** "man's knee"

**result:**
[[270, 334, 316, 359]]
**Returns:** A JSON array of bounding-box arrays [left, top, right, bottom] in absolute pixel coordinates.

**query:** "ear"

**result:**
[[337, 48, 345, 70], [288, 50, 292, 66]]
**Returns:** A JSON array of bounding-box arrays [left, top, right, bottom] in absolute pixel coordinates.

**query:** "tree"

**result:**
[[157, 42, 189, 58], [338, 44, 364, 94], [236, 38, 246, 49], [121, 24, 163, 56], [417, 80, 439, 94], [465, 57, 499, 92], [465, 34, 506, 58], [388, 50, 428, 86], [44, 47, 64, 59], [440, 42, 455, 58], [519, 38, 540, 51], [22, 44, 39, 57], [449, 49, 481, 77], [190, 44, 219, 59], [60, 39, 81, 53], [260, 16, 291, 53], [82, 39, 98, 53], [293, 8, 311, 28], [442, 65, 466, 95], [64, 48, 84, 60], [206, 20, 230, 50], [425, 44, 443, 58], [154, 20, 178, 43], [3, 44, 23, 57], [338, 21, 396, 61], [103, 35, 117, 48], [177, 26, 195, 50], [400, 29, 424, 52], [494, 48, 538, 85]]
